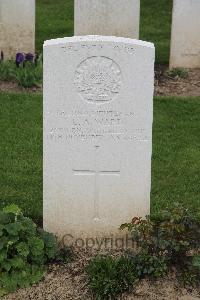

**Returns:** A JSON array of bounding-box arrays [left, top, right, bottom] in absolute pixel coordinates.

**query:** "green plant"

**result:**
[[180, 255, 200, 286], [167, 68, 188, 79], [86, 255, 138, 300], [0, 60, 15, 81], [14, 55, 43, 88], [0, 204, 66, 296], [53, 245, 74, 263], [128, 252, 168, 279], [86, 204, 199, 300], [121, 203, 200, 286], [0, 54, 43, 88], [121, 203, 200, 263]]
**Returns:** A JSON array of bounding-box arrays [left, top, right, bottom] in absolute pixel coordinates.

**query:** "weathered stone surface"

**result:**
[[74, 0, 140, 39], [0, 0, 35, 59], [43, 36, 154, 238], [170, 0, 200, 68]]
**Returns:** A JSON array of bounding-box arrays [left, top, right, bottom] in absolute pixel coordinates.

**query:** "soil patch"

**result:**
[[4, 249, 200, 300], [155, 67, 200, 97], [0, 81, 42, 94]]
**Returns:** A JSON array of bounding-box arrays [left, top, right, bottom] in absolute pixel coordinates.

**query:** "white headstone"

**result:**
[[170, 0, 200, 68], [75, 0, 140, 39], [0, 0, 35, 59], [43, 36, 154, 238]]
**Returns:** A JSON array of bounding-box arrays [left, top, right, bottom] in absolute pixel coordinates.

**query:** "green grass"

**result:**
[[152, 97, 200, 214], [36, 0, 172, 64], [140, 0, 173, 64], [0, 93, 42, 223], [36, 0, 74, 52], [0, 92, 199, 221]]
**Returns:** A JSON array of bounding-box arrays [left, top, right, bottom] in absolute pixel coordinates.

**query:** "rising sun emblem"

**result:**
[[74, 56, 122, 103]]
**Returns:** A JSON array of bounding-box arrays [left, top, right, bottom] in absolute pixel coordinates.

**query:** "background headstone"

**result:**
[[74, 0, 140, 39], [0, 0, 35, 59], [170, 0, 200, 68], [43, 36, 154, 238]]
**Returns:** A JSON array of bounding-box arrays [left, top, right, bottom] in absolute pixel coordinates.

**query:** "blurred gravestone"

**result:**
[[0, 0, 35, 59], [75, 0, 140, 39], [170, 0, 200, 68]]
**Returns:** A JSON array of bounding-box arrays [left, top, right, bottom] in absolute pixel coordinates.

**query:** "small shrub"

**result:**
[[180, 255, 200, 287], [167, 68, 188, 79], [121, 203, 200, 286], [86, 255, 138, 300], [121, 203, 200, 263], [86, 204, 199, 299], [53, 246, 74, 263], [128, 252, 168, 279], [0, 204, 69, 296]]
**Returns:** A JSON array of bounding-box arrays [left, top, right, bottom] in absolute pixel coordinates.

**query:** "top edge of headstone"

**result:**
[[43, 35, 154, 49]]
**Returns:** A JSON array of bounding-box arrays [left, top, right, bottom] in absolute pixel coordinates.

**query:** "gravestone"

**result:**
[[170, 0, 200, 68], [75, 0, 140, 39], [43, 36, 154, 238], [0, 0, 35, 59]]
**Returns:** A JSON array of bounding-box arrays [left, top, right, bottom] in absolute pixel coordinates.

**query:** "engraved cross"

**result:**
[[73, 146, 120, 220]]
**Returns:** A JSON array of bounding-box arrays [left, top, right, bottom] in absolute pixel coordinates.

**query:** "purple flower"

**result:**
[[25, 53, 34, 63], [16, 53, 25, 67]]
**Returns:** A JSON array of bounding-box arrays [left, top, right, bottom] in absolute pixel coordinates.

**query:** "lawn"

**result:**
[[0, 93, 42, 223], [0, 92, 199, 223], [36, 0, 173, 64]]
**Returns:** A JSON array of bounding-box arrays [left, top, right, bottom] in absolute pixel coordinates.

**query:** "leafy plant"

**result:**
[[0, 53, 43, 88], [87, 251, 167, 300], [86, 204, 200, 299], [121, 203, 200, 262], [0, 204, 68, 296], [166, 68, 188, 79], [179, 255, 200, 286], [0, 60, 15, 81], [14, 55, 43, 88], [127, 252, 168, 279], [121, 203, 200, 286], [86, 255, 138, 300]]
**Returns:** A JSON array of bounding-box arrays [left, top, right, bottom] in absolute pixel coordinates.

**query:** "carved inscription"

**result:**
[[62, 43, 136, 55], [181, 51, 200, 57], [47, 110, 149, 142], [74, 56, 122, 103]]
